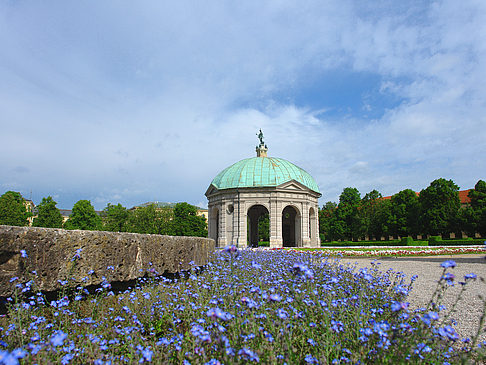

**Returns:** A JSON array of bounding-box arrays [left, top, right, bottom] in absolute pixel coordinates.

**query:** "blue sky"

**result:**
[[1, 1, 485, 210]]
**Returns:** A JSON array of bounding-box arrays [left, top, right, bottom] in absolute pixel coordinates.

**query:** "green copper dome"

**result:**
[[211, 157, 320, 193]]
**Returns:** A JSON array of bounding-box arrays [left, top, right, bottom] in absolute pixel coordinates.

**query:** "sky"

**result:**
[[1, 1, 485, 211]]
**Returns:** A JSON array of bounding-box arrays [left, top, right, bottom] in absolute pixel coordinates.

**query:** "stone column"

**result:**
[[218, 201, 227, 247], [269, 196, 280, 248], [270, 199, 282, 248], [235, 198, 247, 248], [312, 203, 320, 247], [302, 202, 311, 247]]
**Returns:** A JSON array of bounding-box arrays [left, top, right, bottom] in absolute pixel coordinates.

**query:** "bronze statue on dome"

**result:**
[[257, 129, 264, 146]]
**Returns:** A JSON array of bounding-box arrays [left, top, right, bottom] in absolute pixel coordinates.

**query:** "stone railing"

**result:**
[[0, 225, 215, 297]]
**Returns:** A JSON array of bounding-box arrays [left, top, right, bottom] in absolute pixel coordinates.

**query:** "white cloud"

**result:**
[[0, 1, 485, 209]]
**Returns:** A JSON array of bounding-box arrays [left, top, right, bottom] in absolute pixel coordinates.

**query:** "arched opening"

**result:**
[[247, 204, 270, 248], [282, 205, 300, 247], [309, 207, 316, 242]]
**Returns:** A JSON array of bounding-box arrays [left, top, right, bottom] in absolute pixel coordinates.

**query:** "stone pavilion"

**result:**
[[205, 131, 321, 248]]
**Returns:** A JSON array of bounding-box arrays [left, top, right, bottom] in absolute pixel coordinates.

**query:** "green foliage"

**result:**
[[400, 236, 414, 245], [468, 180, 486, 236], [64, 200, 102, 231], [0, 191, 31, 226], [428, 238, 485, 246], [419, 178, 460, 236], [319, 201, 338, 241], [428, 236, 442, 244], [335, 187, 362, 241], [369, 199, 392, 240], [172, 202, 207, 237], [102, 203, 129, 232], [32, 196, 63, 228], [258, 212, 269, 241], [126, 204, 174, 235], [359, 190, 390, 240], [389, 189, 420, 237]]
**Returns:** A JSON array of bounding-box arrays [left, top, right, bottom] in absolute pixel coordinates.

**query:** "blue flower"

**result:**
[[20, 250, 27, 258], [269, 294, 282, 302], [137, 346, 153, 363], [207, 307, 231, 321], [441, 260, 456, 269], [276, 309, 288, 320], [305, 354, 319, 364], [191, 325, 211, 343], [438, 325, 459, 341], [62, 353, 75, 364], [391, 301, 409, 312], [464, 273, 477, 280], [238, 348, 259, 362], [50, 330, 67, 347], [71, 248, 82, 261], [0, 348, 26, 365], [442, 273, 455, 284], [205, 360, 222, 365], [331, 320, 344, 333], [224, 245, 237, 253]]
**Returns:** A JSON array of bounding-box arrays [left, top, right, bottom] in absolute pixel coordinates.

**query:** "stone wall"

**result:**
[[0, 225, 215, 297]]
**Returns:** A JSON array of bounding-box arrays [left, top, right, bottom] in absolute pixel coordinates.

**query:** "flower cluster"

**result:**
[[0, 250, 483, 364]]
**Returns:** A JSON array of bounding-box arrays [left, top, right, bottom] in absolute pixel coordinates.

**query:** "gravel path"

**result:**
[[341, 254, 486, 344]]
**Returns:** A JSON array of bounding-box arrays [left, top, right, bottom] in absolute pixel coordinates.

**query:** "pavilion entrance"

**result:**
[[247, 204, 270, 248], [282, 205, 300, 247]]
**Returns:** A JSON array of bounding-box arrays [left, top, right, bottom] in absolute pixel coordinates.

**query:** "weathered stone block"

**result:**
[[0, 225, 215, 297]]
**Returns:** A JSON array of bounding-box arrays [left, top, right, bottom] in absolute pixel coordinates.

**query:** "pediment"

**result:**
[[277, 180, 309, 192], [205, 184, 218, 197]]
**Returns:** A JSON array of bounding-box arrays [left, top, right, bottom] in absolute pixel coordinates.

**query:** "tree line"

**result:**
[[319, 178, 486, 241], [0, 193, 208, 238]]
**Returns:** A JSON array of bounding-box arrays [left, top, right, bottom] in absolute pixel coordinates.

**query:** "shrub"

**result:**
[[428, 236, 442, 244], [429, 238, 486, 246], [400, 236, 413, 246]]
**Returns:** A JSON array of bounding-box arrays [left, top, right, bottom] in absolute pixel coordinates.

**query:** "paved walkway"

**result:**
[[340, 254, 486, 344]]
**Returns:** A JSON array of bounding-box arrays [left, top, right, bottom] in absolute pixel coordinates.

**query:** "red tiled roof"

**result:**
[[381, 189, 471, 204], [458, 189, 471, 204]]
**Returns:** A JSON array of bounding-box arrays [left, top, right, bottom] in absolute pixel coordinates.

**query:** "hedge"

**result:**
[[428, 237, 486, 246]]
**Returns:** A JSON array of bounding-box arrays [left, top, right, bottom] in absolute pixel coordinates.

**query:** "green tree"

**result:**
[[319, 201, 337, 241], [126, 204, 174, 235], [173, 202, 208, 237], [369, 199, 392, 240], [467, 179, 486, 236], [359, 190, 383, 239], [336, 187, 362, 241], [33, 196, 63, 228], [0, 191, 30, 226], [102, 203, 129, 232], [389, 189, 420, 237], [64, 200, 102, 231], [419, 178, 460, 236]]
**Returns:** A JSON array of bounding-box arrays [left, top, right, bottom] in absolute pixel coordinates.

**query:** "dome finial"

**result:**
[[256, 129, 268, 157]]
